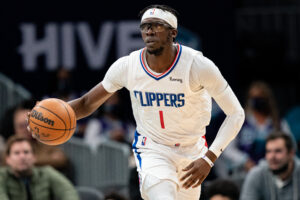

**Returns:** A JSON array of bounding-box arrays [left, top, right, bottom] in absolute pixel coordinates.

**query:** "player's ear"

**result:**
[[171, 29, 178, 40]]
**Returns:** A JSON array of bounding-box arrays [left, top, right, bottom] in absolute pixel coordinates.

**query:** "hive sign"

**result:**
[[18, 21, 144, 71]]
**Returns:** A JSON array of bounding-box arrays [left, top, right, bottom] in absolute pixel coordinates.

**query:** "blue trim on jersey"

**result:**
[[132, 130, 142, 169], [139, 44, 182, 81]]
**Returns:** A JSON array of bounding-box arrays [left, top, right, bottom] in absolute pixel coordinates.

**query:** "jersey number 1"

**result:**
[[159, 111, 165, 129]]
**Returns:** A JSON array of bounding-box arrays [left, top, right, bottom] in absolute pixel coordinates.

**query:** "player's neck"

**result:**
[[146, 44, 177, 73]]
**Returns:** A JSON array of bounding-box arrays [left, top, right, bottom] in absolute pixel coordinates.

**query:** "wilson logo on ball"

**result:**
[[31, 110, 55, 126]]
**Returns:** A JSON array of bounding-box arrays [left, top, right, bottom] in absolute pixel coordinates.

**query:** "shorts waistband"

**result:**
[[135, 130, 205, 148]]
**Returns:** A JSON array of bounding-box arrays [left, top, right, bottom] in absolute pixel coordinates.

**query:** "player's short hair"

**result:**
[[266, 130, 294, 152], [5, 135, 35, 156], [139, 5, 179, 22]]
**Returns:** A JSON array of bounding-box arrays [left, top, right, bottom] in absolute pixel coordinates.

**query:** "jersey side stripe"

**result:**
[[132, 130, 142, 168]]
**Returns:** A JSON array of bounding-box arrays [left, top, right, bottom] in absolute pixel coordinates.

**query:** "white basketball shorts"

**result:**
[[132, 130, 208, 200]]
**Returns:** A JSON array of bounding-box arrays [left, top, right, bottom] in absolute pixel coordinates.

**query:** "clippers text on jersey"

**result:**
[[134, 90, 185, 107]]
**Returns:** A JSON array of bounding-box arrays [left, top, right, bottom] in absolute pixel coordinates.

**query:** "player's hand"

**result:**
[[26, 101, 40, 139], [180, 158, 212, 189], [26, 111, 36, 139]]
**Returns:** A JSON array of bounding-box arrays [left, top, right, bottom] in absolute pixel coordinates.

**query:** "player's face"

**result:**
[[140, 18, 176, 55], [265, 138, 292, 172], [6, 141, 36, 174]]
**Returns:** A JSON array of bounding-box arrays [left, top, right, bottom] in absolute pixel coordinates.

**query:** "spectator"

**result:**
[[205, 179, 239, 200], [47, 68, 75, 102], [0, 135, 79, 200], [220, 81, 291, 177], [105, 191, 128, 200], [0, 136, 5, 166], [45, 68, 89, 139], [1, 99, 70, 174], [84, 93, 134, 149], [0, 100, 33, 165], [240, 131, 300, 200], [128, 166, 143, 200], [285, 105, 300, 156]]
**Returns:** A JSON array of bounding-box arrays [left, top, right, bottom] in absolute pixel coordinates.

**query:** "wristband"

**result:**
[[202, 155, 214, 167]]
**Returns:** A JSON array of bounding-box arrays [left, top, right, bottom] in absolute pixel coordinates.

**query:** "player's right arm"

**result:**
[[69, 56, 129, 120]]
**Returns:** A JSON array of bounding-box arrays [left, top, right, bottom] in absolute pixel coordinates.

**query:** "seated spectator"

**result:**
[[105, 191, 128, 200], [285, 105, 300, 156], [205, 179, 239, 200], [128, 166, 143, 200], [0, 135, 5, 166], [1, 99, 70, 175], [0, 135, 79, 200], [240, 131, 300, 200], [220, 81, 291, 177], [84, 93, 134, 149], [47, 67, 76, 102]]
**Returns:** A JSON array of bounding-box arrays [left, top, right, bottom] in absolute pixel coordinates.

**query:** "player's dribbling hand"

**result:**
[[26, 111, 36, 139], [26, 101, 39, 139], [180, 158, 211, 189]]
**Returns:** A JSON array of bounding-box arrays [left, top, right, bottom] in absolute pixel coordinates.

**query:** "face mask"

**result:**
[[249, 97, 270, 115]]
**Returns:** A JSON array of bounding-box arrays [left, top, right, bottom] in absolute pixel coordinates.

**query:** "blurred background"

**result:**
[[1, 0, 300, 200]]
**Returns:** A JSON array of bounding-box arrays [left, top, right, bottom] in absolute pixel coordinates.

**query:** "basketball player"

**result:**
[[28, 4, 245, 200]]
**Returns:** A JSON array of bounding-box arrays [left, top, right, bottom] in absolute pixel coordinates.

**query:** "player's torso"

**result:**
[[126, 44, 212, 146]]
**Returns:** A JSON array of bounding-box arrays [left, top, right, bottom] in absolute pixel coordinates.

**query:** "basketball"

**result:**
[[29, 98, 77, 145]]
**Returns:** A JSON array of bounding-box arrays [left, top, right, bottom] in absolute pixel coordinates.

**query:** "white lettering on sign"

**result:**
[[18, 21, 143, 71], [18, 23, 59, 71], [117, 21, 144, 58]]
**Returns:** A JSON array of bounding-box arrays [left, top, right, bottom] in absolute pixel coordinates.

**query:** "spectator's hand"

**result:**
[[180, 158, 212, 189]]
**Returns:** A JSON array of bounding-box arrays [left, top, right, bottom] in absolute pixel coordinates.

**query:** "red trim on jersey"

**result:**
[[202, 135, 208, 147], [141, 44, 180, 78]]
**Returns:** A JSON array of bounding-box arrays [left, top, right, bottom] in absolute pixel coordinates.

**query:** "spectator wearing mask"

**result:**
[[219, 81, 291, 178]]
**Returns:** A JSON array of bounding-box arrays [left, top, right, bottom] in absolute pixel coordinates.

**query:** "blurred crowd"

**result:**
[[0, 68, 300, 200]]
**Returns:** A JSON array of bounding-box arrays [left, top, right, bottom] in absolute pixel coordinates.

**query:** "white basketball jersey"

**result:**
[[126, 44, 211, 146]]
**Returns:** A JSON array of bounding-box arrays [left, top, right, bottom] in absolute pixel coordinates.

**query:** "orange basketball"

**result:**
[[29, 98, 77, 145]]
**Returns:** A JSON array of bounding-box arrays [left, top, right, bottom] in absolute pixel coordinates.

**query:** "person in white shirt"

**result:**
[[28, 4, 245, 200]]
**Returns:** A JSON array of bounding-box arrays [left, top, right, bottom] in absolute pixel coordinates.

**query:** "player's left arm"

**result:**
[[181, 55, 245, 189]]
